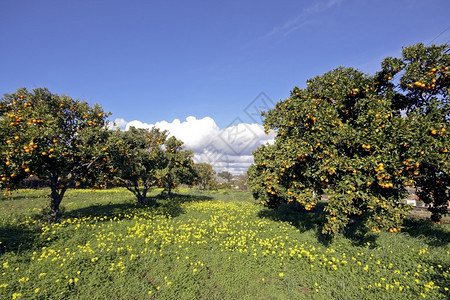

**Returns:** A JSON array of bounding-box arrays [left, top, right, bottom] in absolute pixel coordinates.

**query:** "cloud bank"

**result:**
[[110, 116, 275, 174]]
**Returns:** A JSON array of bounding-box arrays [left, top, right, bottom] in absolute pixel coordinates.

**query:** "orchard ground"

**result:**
[[0, 188, 449, 299]]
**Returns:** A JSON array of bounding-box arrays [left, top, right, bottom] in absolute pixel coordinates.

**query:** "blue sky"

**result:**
[[1, 0, 449, 173]]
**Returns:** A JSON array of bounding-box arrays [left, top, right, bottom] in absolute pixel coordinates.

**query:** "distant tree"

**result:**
[[0, 88, 109, 220], [218, 171, 233, 182], [106, 127, 167, 204], [194, 162, 216, 189], [157, 136, 195, 195], [234, 174, 248, 191]]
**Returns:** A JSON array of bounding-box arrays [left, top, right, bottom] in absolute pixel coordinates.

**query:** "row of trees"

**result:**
[[247, 43, 449, 234], [0, 88, 218, 220]]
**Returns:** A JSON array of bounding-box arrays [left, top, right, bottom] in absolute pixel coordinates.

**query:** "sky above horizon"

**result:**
[[1, 0, 449, 173]]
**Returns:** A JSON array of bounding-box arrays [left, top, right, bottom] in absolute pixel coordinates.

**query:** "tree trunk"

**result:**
[[136, 190, 148, 204], [50, 187, 66, 221], [50, 193, 62, 221], [123, 180, 150, 205], [49, 175, 67, 221]]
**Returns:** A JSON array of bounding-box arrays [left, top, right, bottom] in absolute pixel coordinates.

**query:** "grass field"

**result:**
[[0, 188, 449, 299]]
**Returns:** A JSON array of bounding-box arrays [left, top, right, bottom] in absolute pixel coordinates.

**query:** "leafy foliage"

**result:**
[[157, 136, 195, 195], [248, 43, 449, 234], [193, 162, 217, 189], [378, 43, 449, 222], [218, 171, 233, 182], [106, 127, 167, 204], [0, 88, 109, 219]]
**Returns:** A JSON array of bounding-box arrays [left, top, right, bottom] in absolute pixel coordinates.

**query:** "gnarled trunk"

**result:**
[[136, 191, 148, 204], [124, 179, 149, 204]]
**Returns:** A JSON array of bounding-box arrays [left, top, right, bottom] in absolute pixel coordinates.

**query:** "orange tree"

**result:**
[[105, 126, 167, 204], [193, 162, 216, 190], [218, 171, 233, 183], [0, 88, 109, 220], [247, 43, 449, 234], [157, 136, 195, 196], [377, 43, 449, 222]]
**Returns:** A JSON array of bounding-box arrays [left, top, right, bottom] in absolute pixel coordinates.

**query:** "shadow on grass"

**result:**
[[0, 193, 213, 256], [1, 192, 48, 201], [66, 202, 143, 219], [65, 193, 213, 221], [258, 201, 450, 248], [0, 225, 41, 256], [342, 218, 379, 247], [401, 218, 450, 247], [258, 202, 383, 246], [257, 201, 334, 246]]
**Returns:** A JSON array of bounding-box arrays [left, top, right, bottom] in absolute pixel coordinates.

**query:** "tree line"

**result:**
[[2, 42, 448, 231], [0, 89, 222, 220]]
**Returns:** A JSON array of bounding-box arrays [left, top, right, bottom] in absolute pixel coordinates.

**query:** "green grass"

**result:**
[[0, 188, 449, 299]]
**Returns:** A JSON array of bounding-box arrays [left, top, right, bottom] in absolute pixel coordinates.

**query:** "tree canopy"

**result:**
[[194, 162, 217, 190], [157, 136, 196, 195], [106, 126, 167, 204], [218, 171, 233, 182], [248, 43, 449, 234], [0, 88, 109, 219]]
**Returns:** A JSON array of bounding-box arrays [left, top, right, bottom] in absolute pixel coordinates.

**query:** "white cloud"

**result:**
[[122, 116, 276, 174], [267, 0, 342, 37], [107, 117, 129, 130], [126, 116, 220, 152], [114, 118, 129, 129]]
